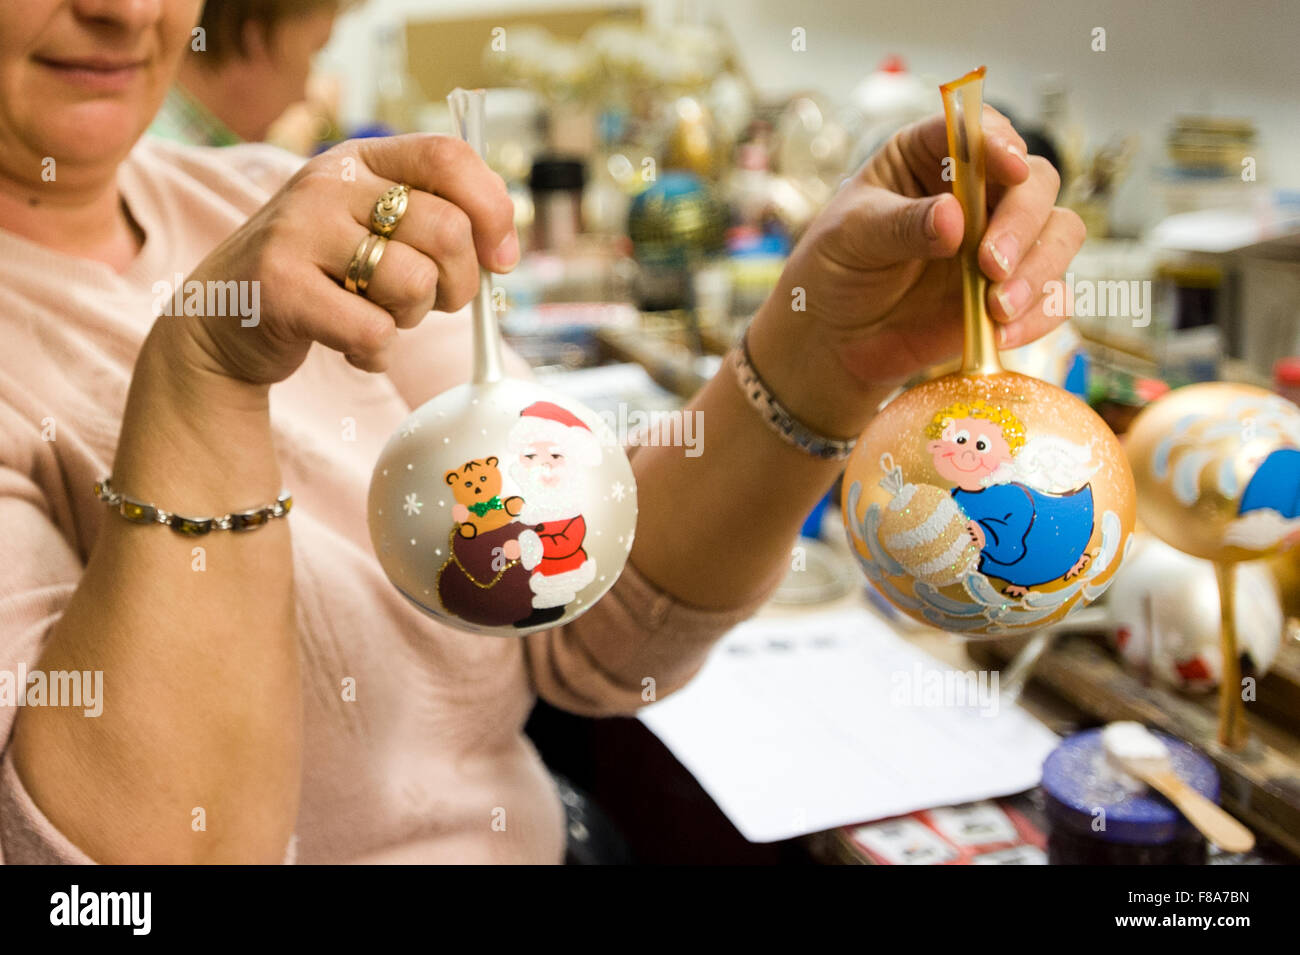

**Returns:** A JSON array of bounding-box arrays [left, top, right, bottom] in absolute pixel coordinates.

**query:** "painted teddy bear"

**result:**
[[444, 456, 524, 538]]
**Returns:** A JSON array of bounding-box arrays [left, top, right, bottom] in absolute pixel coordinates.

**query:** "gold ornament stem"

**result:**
[[447, 87, 504, 386], [940, 67, 1002, 377], [1214, 560, 1248, 750]]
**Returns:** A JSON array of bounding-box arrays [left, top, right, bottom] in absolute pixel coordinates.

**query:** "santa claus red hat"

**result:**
[[508, 401, 602, 466]]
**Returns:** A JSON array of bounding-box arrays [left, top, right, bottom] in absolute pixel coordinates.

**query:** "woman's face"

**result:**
[[0, 0, 201, 184]]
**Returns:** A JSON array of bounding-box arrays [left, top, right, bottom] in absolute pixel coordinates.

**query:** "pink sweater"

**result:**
[[0, 138, 769, 864]]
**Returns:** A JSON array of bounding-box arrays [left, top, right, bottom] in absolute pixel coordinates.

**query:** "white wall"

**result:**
[[320, 0, 1300, 231]]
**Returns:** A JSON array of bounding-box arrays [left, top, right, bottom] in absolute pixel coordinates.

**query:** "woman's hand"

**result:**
[[172, 134, 519, 387], [747, 106, 1085, 438]]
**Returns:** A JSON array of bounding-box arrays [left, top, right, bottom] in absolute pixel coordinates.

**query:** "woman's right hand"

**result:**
[[172, 134, 519, 387]]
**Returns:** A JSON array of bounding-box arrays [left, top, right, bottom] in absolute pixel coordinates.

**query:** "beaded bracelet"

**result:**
[[93, 477, 292, 536], [729, 329, 858, 461]]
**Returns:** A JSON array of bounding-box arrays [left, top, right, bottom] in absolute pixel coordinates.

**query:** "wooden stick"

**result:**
[[1136, 767, 1255, 854]]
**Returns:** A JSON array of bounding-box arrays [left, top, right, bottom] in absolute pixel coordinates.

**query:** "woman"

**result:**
[[0, 1, 1081, 864], [150, 0, 346, 147]]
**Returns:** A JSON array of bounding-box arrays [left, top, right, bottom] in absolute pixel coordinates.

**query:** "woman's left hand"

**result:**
[[747, 105, 1084, 439]]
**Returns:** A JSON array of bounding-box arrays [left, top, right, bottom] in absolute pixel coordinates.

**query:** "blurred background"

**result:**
[[168, 0, 1300, 864], [220, 0, 1300, 407]]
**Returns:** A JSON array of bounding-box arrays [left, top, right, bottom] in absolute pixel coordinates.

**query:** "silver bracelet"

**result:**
[[93, 476, 293, 536], [729, 330, 858, 461]]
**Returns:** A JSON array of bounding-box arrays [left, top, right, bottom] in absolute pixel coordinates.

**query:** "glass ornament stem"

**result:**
[[447, 87, 504, 386], [1214, 560, 1248, 749], [939, 67, 1001, 377]]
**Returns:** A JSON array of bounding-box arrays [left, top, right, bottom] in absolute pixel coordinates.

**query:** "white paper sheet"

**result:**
[[637, 609, 1059, 843]]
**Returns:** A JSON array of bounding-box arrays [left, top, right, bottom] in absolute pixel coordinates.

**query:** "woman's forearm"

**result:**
[[628, 308, 890, 610], [10, 317, 301, 864]]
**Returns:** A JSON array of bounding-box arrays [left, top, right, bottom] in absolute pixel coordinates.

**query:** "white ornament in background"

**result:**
[[1105, 535, 1283, 691]]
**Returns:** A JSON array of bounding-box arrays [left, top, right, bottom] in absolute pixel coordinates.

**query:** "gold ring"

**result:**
[[353, 235, 387, 294], [345, 233, 389, 295], [345, 233, 379, 293], [355, 235, 388, 296], [370, 183, 410, 238]]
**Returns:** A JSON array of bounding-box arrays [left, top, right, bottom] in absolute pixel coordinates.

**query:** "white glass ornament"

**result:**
[[1106, 535, 1283, 692], [368, 89, 638, 635]]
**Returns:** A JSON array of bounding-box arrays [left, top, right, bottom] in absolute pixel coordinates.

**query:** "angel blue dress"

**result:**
[[952, 482, 1094, 588]]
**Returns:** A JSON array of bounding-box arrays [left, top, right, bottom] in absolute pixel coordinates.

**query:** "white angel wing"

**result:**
[[985, 436, 1099, 493]]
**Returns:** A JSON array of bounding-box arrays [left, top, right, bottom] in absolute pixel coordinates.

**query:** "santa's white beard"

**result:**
[[511, 463, 588, 524]]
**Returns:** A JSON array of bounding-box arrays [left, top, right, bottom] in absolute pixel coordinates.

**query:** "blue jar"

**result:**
[[1041, 727, 1219, 865]]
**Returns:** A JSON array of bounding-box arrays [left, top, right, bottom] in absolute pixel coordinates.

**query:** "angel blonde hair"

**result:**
[[925, 399, 1027, 454]]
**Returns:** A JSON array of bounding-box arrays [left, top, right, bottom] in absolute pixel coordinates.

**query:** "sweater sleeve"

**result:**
[[522, 443, 785, 717], [0, 464, 98, 864]]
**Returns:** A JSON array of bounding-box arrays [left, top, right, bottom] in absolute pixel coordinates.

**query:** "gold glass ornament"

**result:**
[[368, 90, 638, 636], [842, 67, 1137, 637], [1124, 382, 1300, 746]]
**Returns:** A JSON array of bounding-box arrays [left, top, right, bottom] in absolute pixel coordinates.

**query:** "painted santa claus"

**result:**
[[509, 401, 601, 622]]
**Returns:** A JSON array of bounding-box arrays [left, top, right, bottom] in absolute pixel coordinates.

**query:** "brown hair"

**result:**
[[194, 0, 349, 66]]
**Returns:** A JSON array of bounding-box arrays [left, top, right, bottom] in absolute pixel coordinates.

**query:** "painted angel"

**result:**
[[925, 400, 1098, 598]]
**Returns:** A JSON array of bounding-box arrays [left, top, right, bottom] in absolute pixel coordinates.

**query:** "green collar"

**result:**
[[467, 495, 504, 518], [149, 83, 243, 148]]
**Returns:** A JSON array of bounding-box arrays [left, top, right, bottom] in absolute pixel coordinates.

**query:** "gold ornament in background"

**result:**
[[842, 67, 1137, 638], [664, 96, 725, 180], [1124, 382, 1300, 747], [1124, 383, 1300, 563]]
